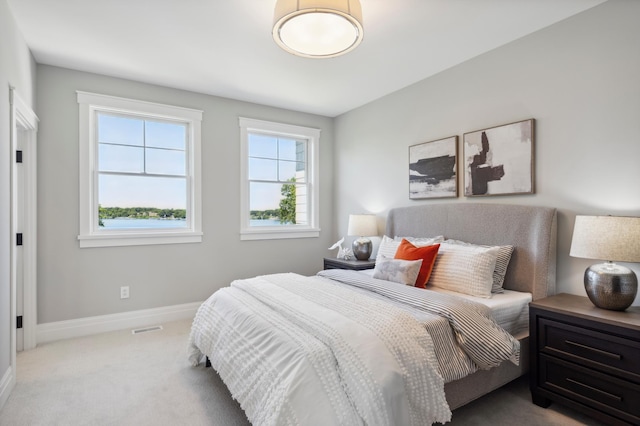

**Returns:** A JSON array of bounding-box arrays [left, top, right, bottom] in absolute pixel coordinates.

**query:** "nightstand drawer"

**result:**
[[538, 317, 640, 381], [540, 354, 640, 425], [530, 294, 640, 425]]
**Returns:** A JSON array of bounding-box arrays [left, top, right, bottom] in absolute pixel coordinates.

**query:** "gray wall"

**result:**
[[36, 66, 334, 323], [26, 0, 640, 327], [0, 0, 36, 385], [334, 0, 640, 305]]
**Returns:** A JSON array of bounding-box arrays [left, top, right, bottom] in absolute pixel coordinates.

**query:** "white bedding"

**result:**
[[360, 268, 532, 335], [189, 273, 451, 425], [189, 270, 520, 425], [433, 288, 531, 336]]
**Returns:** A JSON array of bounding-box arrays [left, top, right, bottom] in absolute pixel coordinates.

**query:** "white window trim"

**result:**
[[239, 117, 320, 241], [77, 91, 203, 248]]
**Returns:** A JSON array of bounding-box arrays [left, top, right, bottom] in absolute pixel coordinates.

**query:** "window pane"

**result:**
[[278, 160, 297, 182], [146, 120, 186, 150], [248, 157, 277, 181], [248, 181, 305, 227], [293, 183, 309, 226], [294, 164, 307, 183], [249, 182, 286, 226], [279, 181, 303, 225], [99, 215, 187, 230], [248, 133, 277, 159], [99, 174, 186, 229], [296, 141, 306, 163], [99, 144, 144, 173], [146, 147, 186, 176], [98, 113, 144, 146], [249, 182, 282, 211], [278, 138, 300, 161]]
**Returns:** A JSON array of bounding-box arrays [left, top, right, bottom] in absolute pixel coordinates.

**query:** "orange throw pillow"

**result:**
[[394, 239, 440, 288]]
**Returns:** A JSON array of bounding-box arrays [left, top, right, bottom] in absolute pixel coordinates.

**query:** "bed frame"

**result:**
[[386, 203, 557, 409]]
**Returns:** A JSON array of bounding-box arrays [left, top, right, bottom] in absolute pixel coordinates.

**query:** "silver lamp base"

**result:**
[[352, 237, 372, 261], [584, 262, 638, 311]]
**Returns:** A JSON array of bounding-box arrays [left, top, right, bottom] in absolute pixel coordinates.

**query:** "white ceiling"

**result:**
[[8, 0, 606, 117]]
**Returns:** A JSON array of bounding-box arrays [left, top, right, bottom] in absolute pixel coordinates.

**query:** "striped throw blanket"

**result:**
[[318, 269, 520, 381]]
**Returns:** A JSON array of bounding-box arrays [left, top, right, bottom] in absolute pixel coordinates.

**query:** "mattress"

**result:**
[[359, 269, 531, 336]]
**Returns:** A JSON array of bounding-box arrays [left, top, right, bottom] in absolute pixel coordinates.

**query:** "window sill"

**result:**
[[78, 231, 203, 248], [240, 227, 320, 241]]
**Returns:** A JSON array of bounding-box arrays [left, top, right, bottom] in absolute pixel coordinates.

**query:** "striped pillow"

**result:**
[[393, 235, 445, 244], [444, 239, 514, 293], [428, 243, 500, 298]]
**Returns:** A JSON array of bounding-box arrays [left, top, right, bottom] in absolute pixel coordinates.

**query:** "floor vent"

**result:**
[[131, 325, 163, 335]]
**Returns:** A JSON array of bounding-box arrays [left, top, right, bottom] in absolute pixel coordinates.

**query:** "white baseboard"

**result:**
[[36, 301, 202, 344], [0, 366, 15, 411]]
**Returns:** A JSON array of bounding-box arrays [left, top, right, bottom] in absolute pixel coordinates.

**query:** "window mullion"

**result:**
[[276, 137, 280, 182], [101, 141, 183, 153], [144, 120, 148, 173], [248, 178, 291, 185], [98, 170, 186, 179]]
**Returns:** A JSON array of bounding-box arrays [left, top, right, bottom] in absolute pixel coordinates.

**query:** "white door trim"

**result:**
[[9, 88, 38, 354], [4, 87, 38, 408], [0, 366, 14, 409]]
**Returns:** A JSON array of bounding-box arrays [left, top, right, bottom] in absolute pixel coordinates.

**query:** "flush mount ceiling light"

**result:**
[[273, 0, 364, 59]]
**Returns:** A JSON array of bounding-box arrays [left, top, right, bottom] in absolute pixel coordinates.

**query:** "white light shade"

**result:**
[[570, 215, 640, 263], [347, 214, 377, 237], [273, 0, 363, 58]]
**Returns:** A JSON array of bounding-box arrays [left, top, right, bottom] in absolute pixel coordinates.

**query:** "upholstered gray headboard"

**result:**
[[386, 203, 557, 300]]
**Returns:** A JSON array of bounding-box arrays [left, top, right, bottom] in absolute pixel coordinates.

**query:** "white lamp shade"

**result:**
[[570, 215, 640, 263], [273, 0, 363, 58], [347, 214, 377, 237]]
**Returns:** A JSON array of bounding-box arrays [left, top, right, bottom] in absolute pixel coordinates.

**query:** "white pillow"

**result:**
[[373, 256, 423, 286], [428, 242, 500, 298], [376, 235, 444, 263], [445, 239, 514, 293]]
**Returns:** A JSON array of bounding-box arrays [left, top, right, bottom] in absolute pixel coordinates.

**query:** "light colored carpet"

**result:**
[[0, 319, 606, 425]]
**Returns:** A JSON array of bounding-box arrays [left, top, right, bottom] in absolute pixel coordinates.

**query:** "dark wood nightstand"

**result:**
[[323, 257, 375, 271], [529, 293, 640, 426]]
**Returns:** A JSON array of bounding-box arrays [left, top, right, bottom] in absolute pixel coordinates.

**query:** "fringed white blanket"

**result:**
[[189, 272, 452, 426], [189, 270, 521, 425]]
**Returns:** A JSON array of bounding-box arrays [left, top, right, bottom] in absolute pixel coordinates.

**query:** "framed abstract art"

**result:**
[[463, 119, 534, 197], [409, 136, 458, 199]]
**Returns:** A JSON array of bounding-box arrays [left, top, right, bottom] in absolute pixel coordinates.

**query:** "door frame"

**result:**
[[9, 87, 38, 358]]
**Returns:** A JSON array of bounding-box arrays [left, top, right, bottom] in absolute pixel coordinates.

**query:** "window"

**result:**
[[239, 117, 320, 240], [77, 92, 203, 247]]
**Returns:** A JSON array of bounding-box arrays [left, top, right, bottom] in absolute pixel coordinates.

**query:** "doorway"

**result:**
[[10, 88, 38, 356]]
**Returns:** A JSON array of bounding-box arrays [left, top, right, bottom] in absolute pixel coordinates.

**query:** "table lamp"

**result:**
[[347, 214, 377, 261], [569, 215, 640, 311]]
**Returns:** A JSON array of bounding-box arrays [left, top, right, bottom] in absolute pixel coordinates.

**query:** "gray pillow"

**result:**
[[372, 256, 423, 286]]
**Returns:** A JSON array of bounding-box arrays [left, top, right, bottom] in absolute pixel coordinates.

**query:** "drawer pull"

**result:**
[[566, 378, 623, 402], [565, 340, 622, 360]]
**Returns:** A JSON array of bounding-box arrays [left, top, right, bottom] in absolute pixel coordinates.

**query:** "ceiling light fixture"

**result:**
[[272, 0, 364, 59]]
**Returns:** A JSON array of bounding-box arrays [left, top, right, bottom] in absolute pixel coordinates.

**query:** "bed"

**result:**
[[189, 203, 557, 425]]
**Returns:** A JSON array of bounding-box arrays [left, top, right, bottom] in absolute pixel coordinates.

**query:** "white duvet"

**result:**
[[189, 271, 519, 425]]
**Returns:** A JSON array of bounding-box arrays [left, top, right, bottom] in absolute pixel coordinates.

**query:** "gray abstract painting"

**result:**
[[464, 119, 534, 196], [409, 136, 458, 199]]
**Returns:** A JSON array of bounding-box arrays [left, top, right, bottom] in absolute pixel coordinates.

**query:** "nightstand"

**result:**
[[323, 257, 375, 271], [529, 293, 640, 425]]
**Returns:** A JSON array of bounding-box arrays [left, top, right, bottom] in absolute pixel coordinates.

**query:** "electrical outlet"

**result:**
[[120, 286, 130, 299]]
